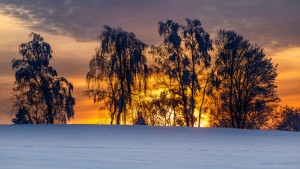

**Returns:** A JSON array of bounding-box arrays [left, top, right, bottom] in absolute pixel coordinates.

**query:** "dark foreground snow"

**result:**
[[0, 125, 299, 169]]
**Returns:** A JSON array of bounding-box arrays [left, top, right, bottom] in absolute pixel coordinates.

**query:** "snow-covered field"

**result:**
[[0, 125, 299, 169]]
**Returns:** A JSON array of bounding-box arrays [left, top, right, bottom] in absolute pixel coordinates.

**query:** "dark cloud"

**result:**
[[0, 0, 300, 49]]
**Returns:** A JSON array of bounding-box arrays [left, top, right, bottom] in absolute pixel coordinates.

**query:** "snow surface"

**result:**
[[0, 125, 300, 169]]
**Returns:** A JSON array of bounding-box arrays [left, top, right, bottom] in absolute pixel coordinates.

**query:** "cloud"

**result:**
[[0, 0, 300, 49], [1, 0, 300, 123]]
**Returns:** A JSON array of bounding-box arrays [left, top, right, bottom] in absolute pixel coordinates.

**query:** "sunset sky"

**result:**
[[0, 0, 299, 124]]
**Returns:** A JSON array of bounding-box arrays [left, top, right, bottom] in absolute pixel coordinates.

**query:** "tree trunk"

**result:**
[[183, 95, 189, 127], [198, 79, 208, 127], [116, 111, 121, 125], [173, 108, 176, 126], [198, 110, 202, 128], [47, 104, 54, 124]]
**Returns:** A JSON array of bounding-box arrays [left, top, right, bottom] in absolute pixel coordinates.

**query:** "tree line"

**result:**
[[10, 19, 300, 131]]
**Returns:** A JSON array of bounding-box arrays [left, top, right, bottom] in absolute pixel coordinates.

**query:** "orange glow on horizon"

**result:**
[[1, 12, 300, 125], [271, 47, 300, 107]]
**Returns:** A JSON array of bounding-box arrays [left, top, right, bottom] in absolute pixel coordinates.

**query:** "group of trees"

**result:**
[[10, 19, 300, 131], [85, 18, 284, 129]]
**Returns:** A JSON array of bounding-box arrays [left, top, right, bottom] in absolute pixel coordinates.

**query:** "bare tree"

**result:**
[[86, 26, 148, 124], [11, 33, 75, 124], [182, 18, 213, 126], [152, 19, 213, 126], [12, 107, 30, 124], [277, 106, 300, 131], [214, 30, 279, 129], [152, 20, 191, 126]]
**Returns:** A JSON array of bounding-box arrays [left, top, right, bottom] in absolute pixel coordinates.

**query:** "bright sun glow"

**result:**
[[1, 4, 300, 125]]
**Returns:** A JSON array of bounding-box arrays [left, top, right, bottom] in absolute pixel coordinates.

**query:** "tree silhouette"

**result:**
[[197, 68, 218, 127], [153, 20, 191, 126], [134, 112, 147, 125], [182, 18, 213, 126], [277, 106, 300, 131], [152, 19, 212, 126], [12, 107, 30, 124], [86, 25, 148, 125], [214, 30, 279, 129], [11, 33, 75, 124]]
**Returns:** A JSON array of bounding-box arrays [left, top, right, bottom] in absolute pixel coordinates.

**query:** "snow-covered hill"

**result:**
[[0, 125, 299, 169]]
